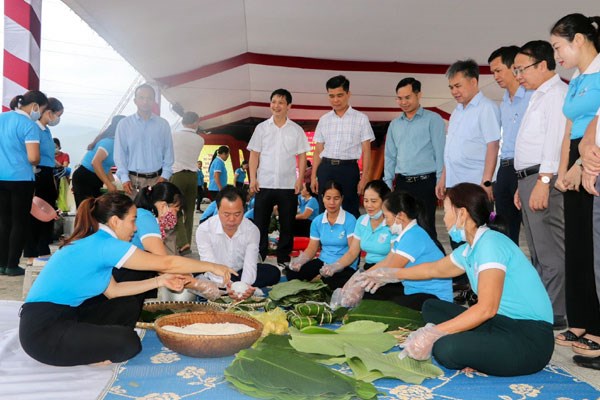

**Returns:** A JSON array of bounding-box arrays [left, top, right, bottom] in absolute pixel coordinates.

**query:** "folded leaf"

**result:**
[[269, 280, 329, 301], [345, 299, 425, 330]]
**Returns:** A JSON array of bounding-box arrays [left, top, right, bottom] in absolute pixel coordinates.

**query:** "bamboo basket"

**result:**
[[136, 301, 223, 329]]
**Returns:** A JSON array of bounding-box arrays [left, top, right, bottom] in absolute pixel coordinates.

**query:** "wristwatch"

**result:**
[[483, 180, 492, 187], [538, 175, 551, 184]]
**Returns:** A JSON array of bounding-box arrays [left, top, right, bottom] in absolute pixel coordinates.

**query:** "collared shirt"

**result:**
[[563, 54, 600, 140], [81, 137, 115, 175], [196, 215, 261, 285], [391, 220, 451, 301], [314, 106, 375, 160], [172, 127, 204, 173], [131, 208, 161, 250], [309, 209, 358, 268], [515, 74, 568, 173], [208, 157, 228, 191], [499, 86, 533, 159], [235, 168, 247, 183], [353, 214, 392, 264], [450, 226, 553, 323], [247, 116, 310, 189], [298, 195, 319, 221], [114, 113, 174, 183], [444, 92, 501, 187], [383, 107, 445, 187], [35, 121, 55, 168], [199, 201, 217, 222], [0, 110, 39, 181]]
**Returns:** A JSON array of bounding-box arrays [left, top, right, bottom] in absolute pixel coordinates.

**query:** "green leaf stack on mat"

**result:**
[[344, 299, 425, 330], [268, 280, 332, 307]]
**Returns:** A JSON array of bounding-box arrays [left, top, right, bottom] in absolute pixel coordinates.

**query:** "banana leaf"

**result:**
[[269, 280, 331, 304], [344, 299, 425, 330], [344, 345, 444, 384], [256, 334, 346, 365]]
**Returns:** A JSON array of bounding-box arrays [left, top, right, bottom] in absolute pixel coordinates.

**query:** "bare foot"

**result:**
[[461, 367, 477, 373], [90, 360, 112, 366]]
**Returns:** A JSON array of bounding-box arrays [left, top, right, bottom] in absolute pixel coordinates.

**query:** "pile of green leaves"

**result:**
[[344, 299, 425, 330], [268, 280, 332, 307]]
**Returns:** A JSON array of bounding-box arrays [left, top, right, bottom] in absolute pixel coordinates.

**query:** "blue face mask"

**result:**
[[448, 224, 466, 243], [369, 210, 383, 219]]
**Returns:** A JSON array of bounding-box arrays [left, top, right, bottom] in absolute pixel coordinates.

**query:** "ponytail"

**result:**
[[446, 183, 509, 235], [61, 198, 99, 247], [551, 13, 600, 52], [8, 90, 48, 111], [133, 182, 183, 216], [9, 95, 24, 110]]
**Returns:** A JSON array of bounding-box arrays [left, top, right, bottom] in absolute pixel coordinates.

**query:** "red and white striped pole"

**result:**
[[2, 0, 42, 112]]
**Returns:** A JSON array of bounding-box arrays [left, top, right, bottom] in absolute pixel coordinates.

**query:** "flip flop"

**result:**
[[572, 337, 600, 357], [555, 329, 585, 347]]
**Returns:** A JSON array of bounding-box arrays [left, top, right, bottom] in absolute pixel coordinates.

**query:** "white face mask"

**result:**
[[390, 221, 403, 235], [29, 105, 41, 121], [47, 116, 60, 127], [369, 210, 383, 220]]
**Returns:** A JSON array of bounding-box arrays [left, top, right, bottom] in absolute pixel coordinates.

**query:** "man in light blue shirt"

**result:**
[[438, 59, 500, 206], [488, 46, 533, 244], [384, 77, 445, 240], [114, 84, 174, 198]]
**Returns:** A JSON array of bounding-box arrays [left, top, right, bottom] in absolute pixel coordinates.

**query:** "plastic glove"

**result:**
[[357, 267, 400, 294], [289, 251, 310, 271], [185, 277, 222, 301], [339, 270, 365, 307], [319, 262, 345, 277], [399, 323, 448, 361]]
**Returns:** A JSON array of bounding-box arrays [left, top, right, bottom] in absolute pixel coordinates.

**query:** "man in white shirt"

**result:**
[[311, 75, 375, 217], [513, 40, 567, 329], [248, 89, 310, 267], [196, 186, 280, 298], [170, 111, 204, 254]]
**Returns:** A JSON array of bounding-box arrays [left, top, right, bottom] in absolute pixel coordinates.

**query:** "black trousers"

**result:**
[[24, 167, 57, 258], [254, 188, 296, 263], [19, 298, 142, 366], [196, 185, 205, 210], [0, 180, 35, 269], [493, 161, 521, 245], [564, 139, 600, 335], [230, 263, 281, 288], [286, 258, 355, 290], [316, 161, 360, 218], [423, 299, 554, 376], [292, 219, 312, 237], [394, 173, 438, 239], [72, 166, 103, 208], [112, 267, 157, 310]]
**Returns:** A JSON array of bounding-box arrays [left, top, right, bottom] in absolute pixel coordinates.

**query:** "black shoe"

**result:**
[[5, 267, 25, 276], [553, 316, 567, 330], [573, 355, 600, 370]]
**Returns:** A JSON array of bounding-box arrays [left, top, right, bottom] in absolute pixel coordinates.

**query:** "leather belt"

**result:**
[[322, 157, 357, 166], [515, 165, 540, 180], [500, 158, 514, 167], [129, 169, 162, 179], [396, 172, 435, 183]]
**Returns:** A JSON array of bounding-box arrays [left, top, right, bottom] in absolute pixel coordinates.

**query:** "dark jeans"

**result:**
[[19, 298, 142, 366], [286, 258, 355, 290], [493, 160, 521, 245], [24, 167, 57, 258], [0, 180, 35, 268], [423, 299, 554, 376], [316, 161, 360, 218], [230, 263, 281, 288], [72, 166, 103, 208], [196, 185, 205, 210], [254, 188, 296, 263]]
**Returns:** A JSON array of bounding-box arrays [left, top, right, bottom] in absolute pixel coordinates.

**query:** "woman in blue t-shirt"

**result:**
[[359, 183, 554, 376], [19, 192, 235, 367], [287, 181, 357, 289], [0, 90, 48, 277], [292, 182, 319, 237], [208, 145, 230, 199], [234, 160, 248, 189], [72, 115, 126, 207]]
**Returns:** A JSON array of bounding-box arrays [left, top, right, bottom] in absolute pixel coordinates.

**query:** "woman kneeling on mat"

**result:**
[[359, 183, 553, 376], [19, 192, 235, 367]]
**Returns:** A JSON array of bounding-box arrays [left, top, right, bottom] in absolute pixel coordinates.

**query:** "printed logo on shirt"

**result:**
[[338, 231, 346, 239], [377, 233, 389, 243]]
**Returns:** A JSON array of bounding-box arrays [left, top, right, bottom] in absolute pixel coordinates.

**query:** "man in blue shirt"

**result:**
[[384, 78, 445, 241], [488, 46, 533, 245], [114, 84, 174, 199]]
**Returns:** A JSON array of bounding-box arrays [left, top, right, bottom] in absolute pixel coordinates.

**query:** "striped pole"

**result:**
[[2, 0, 42, 112]]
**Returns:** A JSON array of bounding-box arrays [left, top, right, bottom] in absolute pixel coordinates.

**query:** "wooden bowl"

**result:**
[[137, 301, 223, 329], [154, 311, 263, 358]]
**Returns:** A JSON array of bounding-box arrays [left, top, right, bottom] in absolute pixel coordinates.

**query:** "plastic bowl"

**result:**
[[30, 196, 58, 222]]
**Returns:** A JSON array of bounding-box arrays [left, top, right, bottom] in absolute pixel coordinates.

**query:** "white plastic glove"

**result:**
[[337, 270, 365, 307], [319, 262, 345, 277], [185, 277, 222, 301], [289, 251, 310, 272], [399, 323, 448, 360], [357, 267, 401, 293]]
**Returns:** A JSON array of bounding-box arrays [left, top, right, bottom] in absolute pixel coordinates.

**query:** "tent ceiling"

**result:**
[[61, 0, 596, 141]]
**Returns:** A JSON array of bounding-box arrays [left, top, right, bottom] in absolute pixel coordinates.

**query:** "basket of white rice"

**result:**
[[154, 311, 263, 357]]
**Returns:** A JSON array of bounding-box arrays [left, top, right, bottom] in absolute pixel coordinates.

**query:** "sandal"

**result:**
[[555, 329, 585, 347], [572, 337, 600, 357]]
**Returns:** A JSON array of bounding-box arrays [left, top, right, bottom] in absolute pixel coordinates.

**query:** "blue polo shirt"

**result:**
[[0, 110, 40, 181], [500, 86, 533, 159], [131, 208, 161, 249], [353, 214, 393, 264], [81, 138, 115, 175], [26, 225, 136, 307], [450, 227, 553, 323], [298, 195, 319, 221], [208, 157, 228, 191], [235, 167, 246, 183], [445, 92, 501, 187], [310, 209, 358, 268], [392, 221, 451, 301], [197, 169, 205, 186], [200, 201, 218, 222], [244, 208, 254, 220], [563, 72, 600, 140], [37, 123, 56, 168]]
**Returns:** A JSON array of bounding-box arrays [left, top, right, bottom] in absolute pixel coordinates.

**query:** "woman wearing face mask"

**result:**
[[19, 192, 235, 367], [72, 115, 126, 207], [208, 145, 230, 199], [287, 180, 357, 290], [292, 182, 319, 236], [23, 98, 64, 268], [359, 183, 553, 376], [549, 13, 600, 358], [0, 90, 48, 276]]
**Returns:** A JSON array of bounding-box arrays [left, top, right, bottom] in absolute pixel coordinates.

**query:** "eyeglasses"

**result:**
[[512, 60, 541, 76]]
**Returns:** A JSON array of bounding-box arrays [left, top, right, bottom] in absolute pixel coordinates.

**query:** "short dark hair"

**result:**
[[270, 88, 292, 104], [53, 138, 61, 148], [395, 77, 421, 93], [134, 83, 156, 98], [216, 185, 244, 208], [551, 13, 600, 52], [241, 160, 248, 166], [447, 59, 479, 81], [320, 180, 344, 197], [182, 111, 199, 125], [326, 75, 350, 92], [364, 180, 391, 200], [46, 97, 64, 113], [518, 40, 556, 71], [488, 46, 520, 68]]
